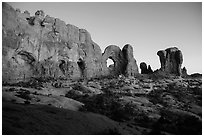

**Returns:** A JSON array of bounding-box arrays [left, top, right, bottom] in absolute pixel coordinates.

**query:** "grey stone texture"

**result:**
[[2, 3, 139, 82]]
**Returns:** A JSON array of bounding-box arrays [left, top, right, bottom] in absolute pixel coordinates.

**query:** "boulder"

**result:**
[[157, 47, 183, 76]]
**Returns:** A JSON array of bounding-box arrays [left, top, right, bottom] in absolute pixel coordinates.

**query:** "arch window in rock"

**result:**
[[106, 58, 114, 68]]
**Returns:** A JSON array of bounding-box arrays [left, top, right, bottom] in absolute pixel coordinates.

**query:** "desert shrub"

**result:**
[[72, 92, 137, 122], [190, 87, 202, 95], [147, 89, 165, 105], [16, 90, 31, 100], [152, 108, 202, 135], [24, 100, 31, 104], [3, 78, 44, 90]]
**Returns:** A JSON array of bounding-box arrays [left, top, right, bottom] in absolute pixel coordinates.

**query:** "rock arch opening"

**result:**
[[106, 58, 114, 68]]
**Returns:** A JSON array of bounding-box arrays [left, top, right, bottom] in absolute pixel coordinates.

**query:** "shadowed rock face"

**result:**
[[2, 3, 139, 82], [157, 47, 183, 76], [140, 62, 153, 74], [140, 62, 148, 74], [147, 65, 153, 73], [182, 67, 188, 77]]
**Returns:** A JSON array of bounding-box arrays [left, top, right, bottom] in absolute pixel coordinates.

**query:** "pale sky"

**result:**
[[9, 2, 202, 74]]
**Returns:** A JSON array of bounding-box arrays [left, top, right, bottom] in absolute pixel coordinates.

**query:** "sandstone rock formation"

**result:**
[[182, 67, 188, 77], [147, 65, 153, 73], [140, 62, 153, 74], [102, 45, 125, 76], [140, 62, 148, 74], [157, 47, 183, 76], [101, 44, 139, 77], [122, 44, 139, 77], [2, 3, 139, 82]]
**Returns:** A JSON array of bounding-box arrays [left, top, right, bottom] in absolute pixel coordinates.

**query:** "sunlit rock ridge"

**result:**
[[2, 3, 139, 83]]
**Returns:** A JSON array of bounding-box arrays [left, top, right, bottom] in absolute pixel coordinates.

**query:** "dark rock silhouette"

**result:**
[[147, 65, 153, 74], [140, 62, 148, 74], [182, 67, 188, 77], [140, 62, 153, 74], [2, 3, 139, 82], [157, 47, 183, 76]]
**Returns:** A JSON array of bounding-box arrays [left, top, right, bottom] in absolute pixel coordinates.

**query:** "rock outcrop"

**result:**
[[182, 67, 188, 77], [157, 47, 183, 76], [147, 65, 153, 73], [101, 44, 139, 77], [102, 45, 126, 76], [140, 62, 148, 74], [2, 3, 139, 82], [122, 44, 139, 77], [140, 62, 153, 74]]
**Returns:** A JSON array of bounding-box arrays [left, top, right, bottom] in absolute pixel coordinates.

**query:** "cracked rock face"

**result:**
[[157, 47, 183, 76], [2, 3, 139, 82]]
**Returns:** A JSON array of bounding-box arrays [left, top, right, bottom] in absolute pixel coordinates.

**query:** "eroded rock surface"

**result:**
[[122, 44, 139, 77], [2, 3, 139, 83], [157, 47, 183, 76], [102, 45, 125, 76]]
